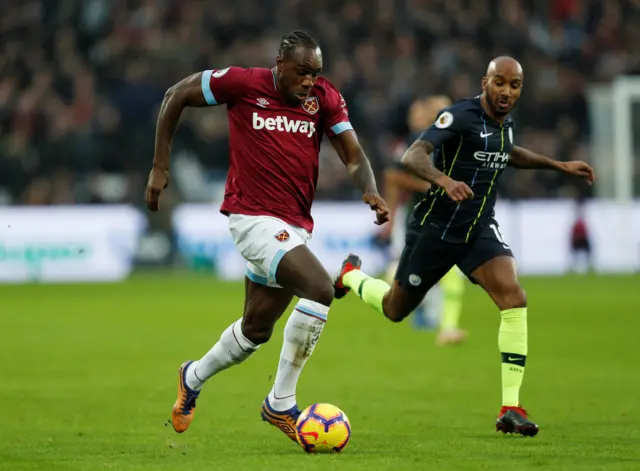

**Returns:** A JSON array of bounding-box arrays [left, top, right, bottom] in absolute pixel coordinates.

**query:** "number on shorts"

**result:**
[[490, 223, 510, 249]]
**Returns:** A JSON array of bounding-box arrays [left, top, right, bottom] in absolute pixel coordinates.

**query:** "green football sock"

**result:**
[[499, 307, 528, 407], [342, 270, 390, 316], [439, 267, 465, 331]]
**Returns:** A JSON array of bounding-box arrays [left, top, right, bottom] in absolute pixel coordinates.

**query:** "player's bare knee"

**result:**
[[382, 286, 416, 323], [510, 285, 527, 308], [240, 319, 274, 345], [498, 284, 527, 310], [384, 310, 405, 323], [304, 278, 334, 307], [382, 298, 407, 323]]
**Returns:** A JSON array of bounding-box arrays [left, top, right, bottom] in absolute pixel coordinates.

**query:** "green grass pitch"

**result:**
[[1, 273, 639, 470]]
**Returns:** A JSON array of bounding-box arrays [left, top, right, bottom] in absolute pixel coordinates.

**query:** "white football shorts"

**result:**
[[228, 213, 311, 288]]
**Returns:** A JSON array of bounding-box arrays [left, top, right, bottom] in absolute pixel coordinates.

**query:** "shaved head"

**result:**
[[486, 56, 523, 79], [481, 56, 524, 118]]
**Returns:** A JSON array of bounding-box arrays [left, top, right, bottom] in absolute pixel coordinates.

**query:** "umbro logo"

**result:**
[[256, 98, 269, 108]]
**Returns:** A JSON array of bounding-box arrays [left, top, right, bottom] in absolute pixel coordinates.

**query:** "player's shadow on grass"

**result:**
[[465, 434, 543, 441]]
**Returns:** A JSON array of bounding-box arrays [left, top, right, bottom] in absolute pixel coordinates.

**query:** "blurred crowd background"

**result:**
[[1, 0, 639, 209]]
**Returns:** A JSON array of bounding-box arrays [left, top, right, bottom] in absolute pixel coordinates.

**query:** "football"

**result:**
[[295, 403, 351, 453]]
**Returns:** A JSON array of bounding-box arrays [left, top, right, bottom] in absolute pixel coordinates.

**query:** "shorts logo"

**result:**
[[302, 96, 319, 115], [409, 274, 421, 286], [274, 230, 290, 242], [435, 111, 453, 129]]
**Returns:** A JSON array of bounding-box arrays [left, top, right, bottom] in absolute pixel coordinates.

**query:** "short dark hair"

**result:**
[[279, 30, 319, 58]]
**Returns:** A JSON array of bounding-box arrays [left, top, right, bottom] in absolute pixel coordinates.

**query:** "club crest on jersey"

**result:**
[[302, 96, 319, 115], [274, 230, 290, 242]]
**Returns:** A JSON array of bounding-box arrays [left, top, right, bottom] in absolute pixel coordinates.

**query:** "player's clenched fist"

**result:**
[[441, 177, 474, 203], [145, 167, 169, 212], [362, 192, 390, 226]]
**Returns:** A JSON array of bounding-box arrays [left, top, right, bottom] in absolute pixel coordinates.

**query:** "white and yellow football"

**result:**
[[295, 403, 351, 453]]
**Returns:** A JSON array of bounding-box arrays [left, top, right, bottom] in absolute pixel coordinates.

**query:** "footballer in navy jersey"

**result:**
[[335, 56, 595, 437]]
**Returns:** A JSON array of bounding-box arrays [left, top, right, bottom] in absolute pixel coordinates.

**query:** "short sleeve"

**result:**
[[507, 121, 515, 146], [418, 104, 468, 148], [322, 85, 353, 137], [201, 66, 250, 106]]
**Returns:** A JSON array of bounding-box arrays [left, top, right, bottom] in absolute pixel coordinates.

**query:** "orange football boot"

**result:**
[[260, 397, 301, 443], [171, 361, 200, 433]]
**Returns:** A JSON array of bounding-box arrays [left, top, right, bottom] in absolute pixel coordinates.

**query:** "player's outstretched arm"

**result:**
[[145, 72, 209, 212], [329, 131, 389, 225], [510, 146, 595, 184], [400, 140, 441, 183], [401, 140, 474, 202]]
